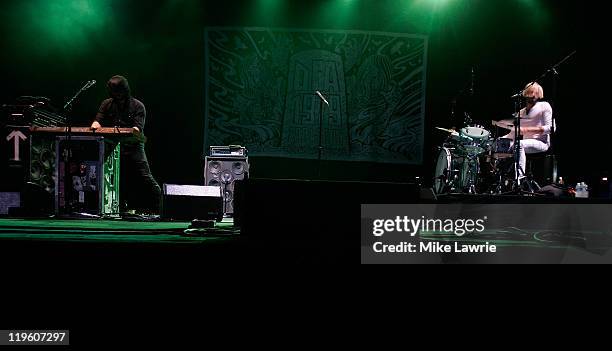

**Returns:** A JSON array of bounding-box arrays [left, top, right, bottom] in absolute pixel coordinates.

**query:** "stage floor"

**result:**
[[0, 217, 251, 267], [0, 215, 346, 265], [0, 217, 238, 244]]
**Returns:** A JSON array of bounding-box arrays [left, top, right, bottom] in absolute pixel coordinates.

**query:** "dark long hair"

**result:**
[[107, 75, 131, 98]]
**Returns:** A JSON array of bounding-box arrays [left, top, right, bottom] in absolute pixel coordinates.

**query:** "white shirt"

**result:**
[[503, 101, 554, 145]]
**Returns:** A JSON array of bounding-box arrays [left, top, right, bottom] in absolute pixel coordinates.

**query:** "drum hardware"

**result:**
[[435, 126, 458, 134], [434, 122, 516, 195], [464, 152, 479, 194], [435, 127, 473, 142]]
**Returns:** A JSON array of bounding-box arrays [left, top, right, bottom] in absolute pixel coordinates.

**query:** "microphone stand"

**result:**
[[449, 67, 476, 193], [450, 66, 475, 128], [61, 80, 95, 215], [521, 51, 574, 151], [510, 94, 523, 193], [315, 91, 329, 180]]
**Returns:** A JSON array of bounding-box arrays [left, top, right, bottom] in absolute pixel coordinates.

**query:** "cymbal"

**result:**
[[435, 127, 474, 141], [435, 127, 457, 133], [491, 120, 514, 129]]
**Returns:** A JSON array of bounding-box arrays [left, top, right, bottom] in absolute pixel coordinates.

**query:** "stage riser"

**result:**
[[235, 179, 612, 240]]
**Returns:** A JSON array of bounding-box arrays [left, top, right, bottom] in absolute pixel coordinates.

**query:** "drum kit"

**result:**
[[433, 120, 518, 195], [432, 52, 575, 195]]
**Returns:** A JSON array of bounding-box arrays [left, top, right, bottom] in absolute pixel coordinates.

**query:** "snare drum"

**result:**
[[459, 125, 491, 155], [460, 125, 490, 140]]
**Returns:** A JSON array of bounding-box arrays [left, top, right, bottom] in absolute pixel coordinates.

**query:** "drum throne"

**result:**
[[524, 150, 558, 191]]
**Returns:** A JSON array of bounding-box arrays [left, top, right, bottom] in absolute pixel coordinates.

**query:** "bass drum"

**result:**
[[434, 147, 480, 194]]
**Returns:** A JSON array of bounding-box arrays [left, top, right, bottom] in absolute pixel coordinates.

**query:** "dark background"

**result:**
[[0, 0, 603, 187]]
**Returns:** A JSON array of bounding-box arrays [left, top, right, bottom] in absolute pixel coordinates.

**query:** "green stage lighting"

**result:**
[[11, 0, 113, 54]]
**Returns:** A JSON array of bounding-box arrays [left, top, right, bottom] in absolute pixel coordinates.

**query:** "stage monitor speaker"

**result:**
[[204, 156, 249, 215], [161, 184, 223, 221]]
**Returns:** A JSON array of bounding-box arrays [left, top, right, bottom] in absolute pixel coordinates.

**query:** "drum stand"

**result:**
[[465, 153, 478, 194], [504, 97, 539, 196]]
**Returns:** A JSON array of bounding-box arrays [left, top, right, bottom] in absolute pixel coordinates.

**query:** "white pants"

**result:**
[[509, 139, 549, 177]]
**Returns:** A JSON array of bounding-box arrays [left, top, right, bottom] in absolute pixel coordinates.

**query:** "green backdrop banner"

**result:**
[[204, 27, 427, 164]]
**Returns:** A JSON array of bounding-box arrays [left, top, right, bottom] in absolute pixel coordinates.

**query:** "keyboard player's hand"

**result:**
[[91, 121, 101, 129]]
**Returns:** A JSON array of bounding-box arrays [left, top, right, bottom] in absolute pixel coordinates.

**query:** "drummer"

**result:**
[[502, 81, 553, 178]]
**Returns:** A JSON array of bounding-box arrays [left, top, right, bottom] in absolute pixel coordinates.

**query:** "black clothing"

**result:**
[[95, 97, 145, 132], [96, 97, 161, 213], [120, 143, 161, 213]]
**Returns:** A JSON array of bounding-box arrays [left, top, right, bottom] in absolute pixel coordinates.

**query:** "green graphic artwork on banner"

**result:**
[[205, 27, 428, 164]]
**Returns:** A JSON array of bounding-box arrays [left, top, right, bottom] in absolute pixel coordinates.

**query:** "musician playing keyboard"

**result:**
[[495, 81, 553, 179], [91, 75, 161, 215]]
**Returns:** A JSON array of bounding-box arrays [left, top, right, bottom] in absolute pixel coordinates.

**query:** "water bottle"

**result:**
[[576, 182, 584, 198], [575, 182, 589, 198]]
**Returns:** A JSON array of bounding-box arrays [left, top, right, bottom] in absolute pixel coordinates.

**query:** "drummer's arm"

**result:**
[[540, 104, 553, 135], [521, 105, 552, 134]]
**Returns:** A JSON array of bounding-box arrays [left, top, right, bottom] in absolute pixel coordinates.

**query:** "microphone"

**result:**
[[83, 80, 96, 90], [315, 90, 329, 105], [510, 91, 523, 98]]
